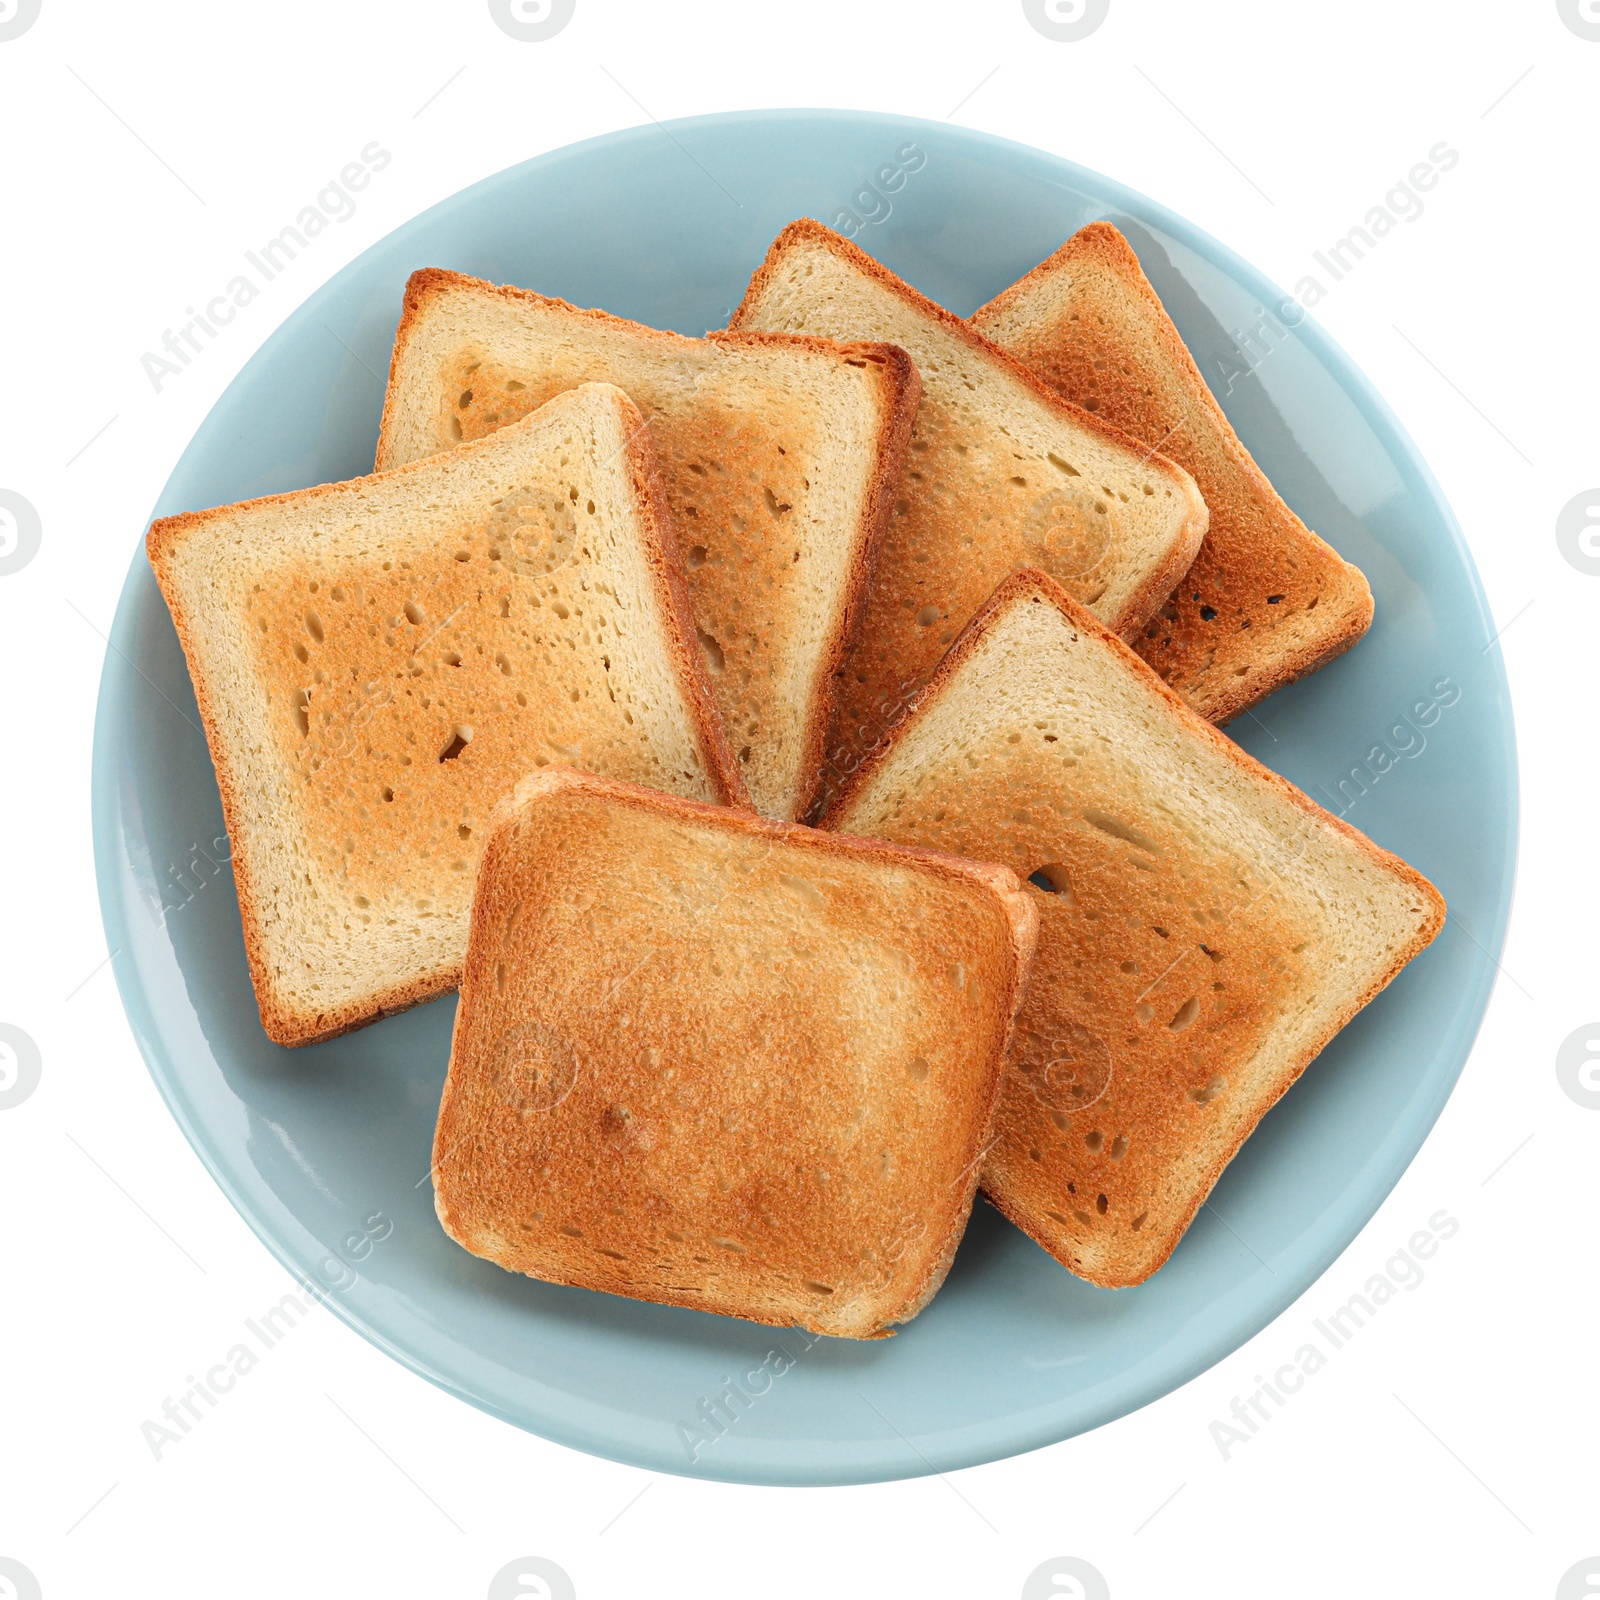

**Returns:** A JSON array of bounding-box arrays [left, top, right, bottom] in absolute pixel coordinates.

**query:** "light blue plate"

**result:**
[[92, 110, 1517, 1486]]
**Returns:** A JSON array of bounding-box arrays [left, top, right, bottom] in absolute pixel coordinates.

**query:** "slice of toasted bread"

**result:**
[[432, 767, 1038, 1339], [972, 223, 1374, 723], [376, 269, 920, 820], [728, 219, 1208, 814], [825, 569, 1443, 1287], [149, 383, 744, 1048]]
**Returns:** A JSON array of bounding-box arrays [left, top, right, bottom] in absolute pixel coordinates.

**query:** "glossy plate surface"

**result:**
[[92, 110, 1516, 1486]]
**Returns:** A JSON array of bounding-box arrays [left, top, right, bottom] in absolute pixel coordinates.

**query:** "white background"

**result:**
[[1, 2, 1595, 1596]]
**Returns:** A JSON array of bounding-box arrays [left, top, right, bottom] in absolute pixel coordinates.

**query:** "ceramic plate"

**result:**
[[92, 110, 1516, 1486]]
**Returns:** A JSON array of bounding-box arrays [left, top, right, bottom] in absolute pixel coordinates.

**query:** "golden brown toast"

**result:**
[[826, 569, 1443, 1286], [377, 269, 920, 820], [729, 219, 1208, 815], [973, 223, 1373, 723], [432, 767, 1038, 1338], [148, 384, 743, 1047]]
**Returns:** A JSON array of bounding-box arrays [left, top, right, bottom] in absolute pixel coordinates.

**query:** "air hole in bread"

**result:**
[[403, 600, 425, 626], [1084, 1130, 1104, 1153], [1191, 1076, 1227, 1105], [907, 1057, 930, 1081], [1131, 1210, 1148, 1230], [686, 545, 708, 569], [804, 1281, 836, 1295], [1028, 864, 1073, 899], [1109, 1136, 1129, 1162], [915, 605, 940, 626], [697, 630, 725, 674], [438, 725, 472, 763], [1096, 1194, 1108, 1215], [293, 690, 310, 738], [1168, 997, 1200, 1031], [1082, 808, 1161, 853], [304, 610, 324, 643]]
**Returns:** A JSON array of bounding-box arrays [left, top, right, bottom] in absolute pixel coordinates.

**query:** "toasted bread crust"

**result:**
[[826, 567, 1444, 1285], [974, 223, 1375, 723], [729, 220, 1208, 641], [435, 767, 1038, 1336], [148, 389, 747, 1047], [378, 268, 921, 821]]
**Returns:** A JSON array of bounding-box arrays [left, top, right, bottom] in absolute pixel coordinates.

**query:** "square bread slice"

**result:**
[[148, 383, 744, 1048], [431, 767, 1038, 1339], [728, 219, 1208, 813], [376, 268, 920, 820], [825, 568, 1443, 1287], [972, 223, 1374, 723]]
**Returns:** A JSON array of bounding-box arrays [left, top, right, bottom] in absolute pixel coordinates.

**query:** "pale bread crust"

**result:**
[[973, 223, 1374, 723], [825, 568, 1445, 1286], [376, 268, 921, 821], [148, 386, 746, 1048], [433, 767, 1039, 1339]]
